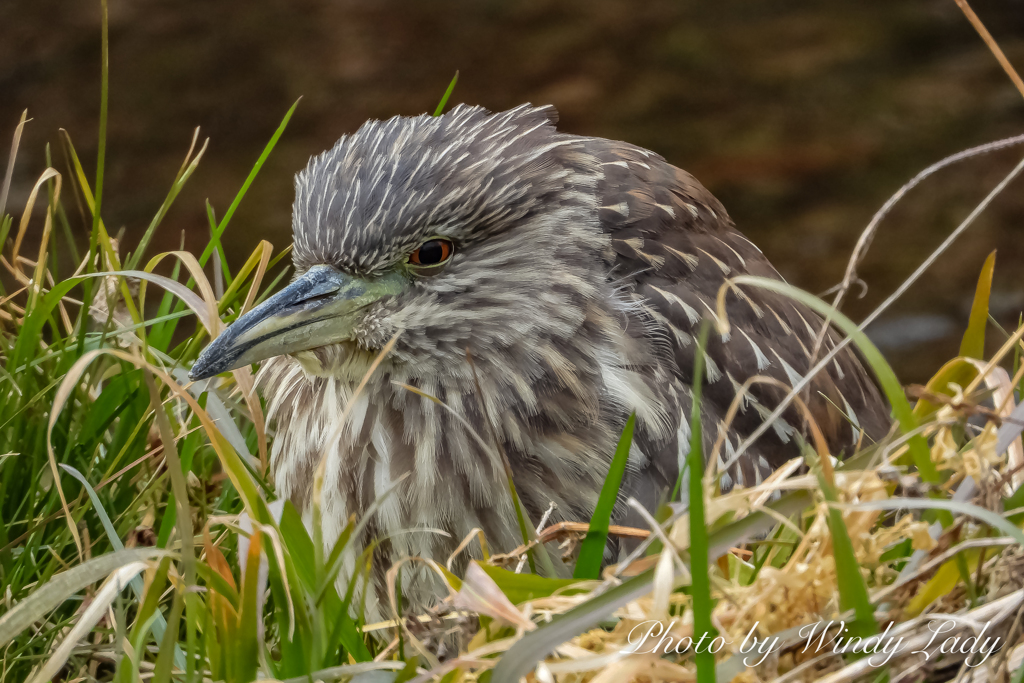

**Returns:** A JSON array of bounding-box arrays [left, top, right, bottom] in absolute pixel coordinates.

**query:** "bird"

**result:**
[[189, 103, 890, 620]]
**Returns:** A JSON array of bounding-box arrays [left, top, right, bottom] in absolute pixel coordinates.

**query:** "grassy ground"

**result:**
[[3, 4, 1024, 683]]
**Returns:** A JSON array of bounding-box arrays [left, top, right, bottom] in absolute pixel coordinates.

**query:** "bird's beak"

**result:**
[[189, 264, 405, 380]]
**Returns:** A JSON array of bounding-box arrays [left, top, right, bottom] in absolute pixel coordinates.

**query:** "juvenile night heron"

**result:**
[[190, 104, 889, 615]]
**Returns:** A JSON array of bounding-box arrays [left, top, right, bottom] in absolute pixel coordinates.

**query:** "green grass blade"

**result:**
[[721, 275, 936, 483], [151, 590, 184, 683], [314, 474, 410, 603], [317, 518, 355, 603], [59, 464, 122, 547], [805, 446, 877, 639], [76, 0, 111, 364], [686, 322, 716, 683], [476, 565, 586, 604], [573, 413, 634, 579], [0, 215, 12, 262], [1, 109, 28, 218], [130, 556, 171, 642], [327, 549, 374, 663], [960, 250, 996, 359], [92, 0, 109, 242], [911, 358, 979, 420], [125, 135, 208, 271], [196, 99, 300, 269], [253, 262, 291, 306], [394, 658, 418, 683], [236, 533, 262, 683], [195, 561, 241, 610], [142, 371, 196, 588], [433, 71, 459, 116], [125, 610, 163, 682], [205, 199, 232, 284], [279, 502, 317, 593]]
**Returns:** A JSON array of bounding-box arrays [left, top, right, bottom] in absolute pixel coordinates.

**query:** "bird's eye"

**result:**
[[408, 238, 454, 271]]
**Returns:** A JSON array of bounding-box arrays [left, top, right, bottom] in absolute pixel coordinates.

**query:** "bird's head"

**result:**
[[189, 104, 613, 385]]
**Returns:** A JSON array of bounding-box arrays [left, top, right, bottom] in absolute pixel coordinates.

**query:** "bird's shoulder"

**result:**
[[582, 137, 890, 466]]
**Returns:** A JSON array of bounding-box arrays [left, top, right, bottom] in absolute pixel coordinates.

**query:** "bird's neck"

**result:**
[[268, 311, 666, 507], [254, 298, 674, 615]]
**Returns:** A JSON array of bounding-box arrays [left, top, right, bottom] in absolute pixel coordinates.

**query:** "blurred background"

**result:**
[[3, 0, 1024, 382]]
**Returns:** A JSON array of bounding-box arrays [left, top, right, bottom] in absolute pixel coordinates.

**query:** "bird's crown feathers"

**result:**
[[292, 103, 592, 274]]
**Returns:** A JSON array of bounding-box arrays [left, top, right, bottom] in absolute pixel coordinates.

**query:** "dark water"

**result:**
[[4, 0, 1024, 382]]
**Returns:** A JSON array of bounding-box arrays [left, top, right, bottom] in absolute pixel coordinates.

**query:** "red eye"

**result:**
[[409, 238, 454, 266]]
